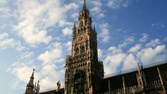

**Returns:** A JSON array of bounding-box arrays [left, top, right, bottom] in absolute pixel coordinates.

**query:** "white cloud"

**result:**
[[139, 33, 149, 42], [104, 44, 166, 75], [103, 35, 166, 75], [14, 0, 68, 45], [58, 20, 73, 27], [146, 38, 160, 47], [122, 54, 138, 71], [91, 7, 101, 14], [65, 41, 72, 52], [0, 33, 14, 48], [38, 48, 63, 64], [99, 23, 110, 42], [8, 60, 64, 92], [98, 48, 103, 60], [108, 46, 117, 51], [0, 38, 14, 48], [118, 36, 134, 48], [40, 65, 64, 91], [65, 2, 79, 10], [15, 41, 26, 51], [39, 77, 56, 91], [71, 12, 79, 18], [92, 0, 102, 7], [104, 53, 126, 74], [108, 46, 122, 54], [38, 42, 65, 65], [0, 32, 25, 50], [137, 45, 166, 64], [0, 0, 5, 4], [0, 7, 14, 18], [8, 40, 66, 91], [39, 63, 64, 91], [107, 0, 130, 9], [20, 51, 34, 59], [129, 44, 141, 53], [40, 71, 64, 92], [8, 61, 34, 83], [152, 23, 166, 30], [62, 27, 72, 36], [0, 32, 8, 39], [90, 0, 104, 18]]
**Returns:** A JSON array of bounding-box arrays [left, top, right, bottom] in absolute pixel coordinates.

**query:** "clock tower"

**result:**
[[65, 0, 104, 94]]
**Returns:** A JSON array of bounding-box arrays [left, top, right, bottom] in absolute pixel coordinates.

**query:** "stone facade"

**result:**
[[64, 0, 104, 94], [101, 63, 167, 94]]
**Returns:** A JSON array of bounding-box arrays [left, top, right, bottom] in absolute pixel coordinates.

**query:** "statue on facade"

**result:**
[[56, 80, 61, 91]]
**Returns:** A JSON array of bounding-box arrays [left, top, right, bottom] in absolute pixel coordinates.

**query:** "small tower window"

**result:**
[[75, 47, 79, 55]]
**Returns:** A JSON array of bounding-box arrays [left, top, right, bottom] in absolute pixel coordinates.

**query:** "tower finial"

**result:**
[[83, 0, 87, 9], [32, 68, 35, 78], [36, 80, 40, 93], [33, 68, 35, 73]]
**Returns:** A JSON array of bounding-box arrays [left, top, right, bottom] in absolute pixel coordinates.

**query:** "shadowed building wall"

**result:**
[[39, 63, 167, 94]]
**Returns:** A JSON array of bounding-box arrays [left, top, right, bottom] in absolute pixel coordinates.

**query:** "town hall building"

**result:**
[[25, 0, 167, 94]]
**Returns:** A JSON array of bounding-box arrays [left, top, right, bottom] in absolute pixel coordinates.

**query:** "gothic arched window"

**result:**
[[80, 45, 85, 53], [75, 47, 79, 55]]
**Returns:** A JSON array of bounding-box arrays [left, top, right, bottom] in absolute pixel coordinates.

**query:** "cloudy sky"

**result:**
[[0, 0, 167, 93]]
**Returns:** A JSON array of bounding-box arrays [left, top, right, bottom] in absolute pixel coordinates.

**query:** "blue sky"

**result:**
[[0, 0, 167, 93]]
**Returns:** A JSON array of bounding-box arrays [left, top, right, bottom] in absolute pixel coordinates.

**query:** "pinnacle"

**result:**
[[83, 0, 87, 10]]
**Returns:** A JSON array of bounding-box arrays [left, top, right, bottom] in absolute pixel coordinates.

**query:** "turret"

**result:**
[[25, 69, 40, 94], [35, 80, 40, 94], [136, 63, 146, 92], [25, 69, 35, 94]]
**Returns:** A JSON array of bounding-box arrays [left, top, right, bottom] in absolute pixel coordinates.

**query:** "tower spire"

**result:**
[[29, 68, 35, 86], [25, 69, 35, 94], [83, 0, 87, 9]]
